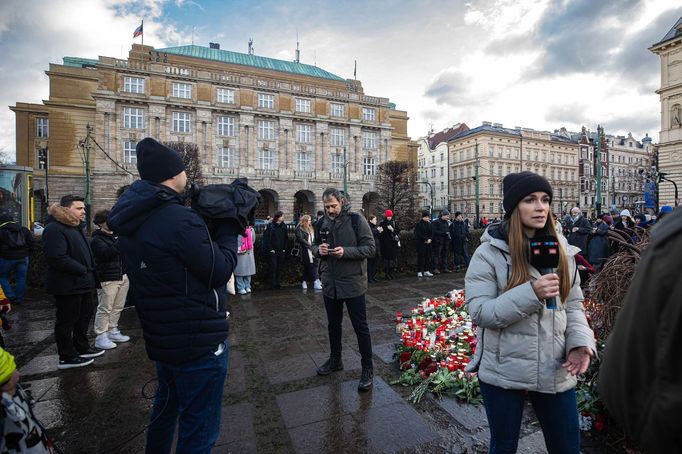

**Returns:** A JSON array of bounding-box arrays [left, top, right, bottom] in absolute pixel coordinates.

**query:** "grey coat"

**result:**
[[234, 227, 256, 277], [312, 204, 375, 300], [464, 225, 596, 394]]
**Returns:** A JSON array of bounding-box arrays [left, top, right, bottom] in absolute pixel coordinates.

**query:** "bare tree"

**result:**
[[375, 160, 418, 224], [163, 142, 204, 186]]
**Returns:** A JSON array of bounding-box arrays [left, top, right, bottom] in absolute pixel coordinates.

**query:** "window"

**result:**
[[440, 167, 444, 176], [363, 131, 377, 149], [258, 120, 275, 140], [295, 98, 311, 113], [331, 103, 345, 117], [488, 145, 494, 157], [123, 141, 137, 164], [331, 153, 344, 172], [330, 127, 345, 146], [124, 76, 144, 94], [217, 116, 235, 136], [217, 147, 236, 168], [364, 157, 376, 176], [440, 152, 444, 162], [172, 83, 192, 99], [489, 183, 494, 195], [172, 112, 191, 133], [259, 149, 274, 169], [217, 88, 235, 104], [296, 124, 312, 143], [362, 107, 376, 121], [123, 107, 144, 129], [257, 93, 274, 109], [36, 118, 49, 137], [296, 150, 311, 171]]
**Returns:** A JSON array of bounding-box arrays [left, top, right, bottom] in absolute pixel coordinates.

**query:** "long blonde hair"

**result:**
[[297, 214, 313, 234], [505, 208, 571, 302]]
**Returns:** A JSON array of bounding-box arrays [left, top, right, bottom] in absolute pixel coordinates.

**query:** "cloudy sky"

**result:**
[[1, 0, 680, 159]]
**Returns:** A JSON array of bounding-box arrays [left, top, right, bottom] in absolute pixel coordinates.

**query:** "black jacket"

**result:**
[[108, 180, 238, 365], [414, 220, 432, 252], [599, 208, 682, 452], [90, 229, 124, 282], [0, 221, 32, 260], [42, 205, 97, 295], [450, 220, 469, 251], [378, 219, 401, 261], [567, 215, 592, 252], [431, 218, 450, 243], [263, 221, 288, 252], [370, 223, 381, 258]]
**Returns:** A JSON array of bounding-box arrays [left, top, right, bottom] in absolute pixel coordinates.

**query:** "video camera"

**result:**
[[188, 178, 261, 234]]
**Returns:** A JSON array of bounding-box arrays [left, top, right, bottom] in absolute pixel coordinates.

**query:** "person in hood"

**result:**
[[107, 138, 238, 454], [465, 171, 595, 453], [0, 215, 32, 305]]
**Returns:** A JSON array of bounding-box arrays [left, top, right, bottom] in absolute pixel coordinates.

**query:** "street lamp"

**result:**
[[418, 180, 435, 217], [659, 172, 679, 206]]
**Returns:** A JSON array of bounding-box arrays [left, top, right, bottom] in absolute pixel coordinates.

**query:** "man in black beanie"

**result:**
[[108, 138, 238, 453]]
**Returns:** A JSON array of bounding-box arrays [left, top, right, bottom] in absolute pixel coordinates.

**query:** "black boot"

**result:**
[[358, 367, 374, 392], [317, 357, 344, 376]]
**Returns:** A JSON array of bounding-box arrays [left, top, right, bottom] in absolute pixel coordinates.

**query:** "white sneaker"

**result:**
[[238, 289, 247, 295], [313, 279, 322, 290], [108, 329, 130, 343], [302, 281, 308, 289], [95, 333, 116, 350], [424, 271, 434, 277], [417, 272, 423, 277], [246, 288, 252, 293]]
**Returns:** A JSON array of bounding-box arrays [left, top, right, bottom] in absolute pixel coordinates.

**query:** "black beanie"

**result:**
[[502, 171, 553, 219], [136, 138, 186, 183]]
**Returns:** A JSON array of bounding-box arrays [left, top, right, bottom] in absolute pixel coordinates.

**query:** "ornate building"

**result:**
[[10, 44, 413, 220], [650, 16, 682, 207]]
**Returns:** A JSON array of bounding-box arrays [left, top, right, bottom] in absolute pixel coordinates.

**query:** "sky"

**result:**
[[1, 0, 681, 160]]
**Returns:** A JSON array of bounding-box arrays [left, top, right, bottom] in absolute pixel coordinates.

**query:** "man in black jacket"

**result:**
[[43, 195, 103, 369], [450, 211, 470, 272], [567, 207, 592, 252], [414, 210, 433, 278], [431, 209, 451, 274], [108, 138, 238, 453], [0, 215, 32, 305], [263, 211, 287, 289]]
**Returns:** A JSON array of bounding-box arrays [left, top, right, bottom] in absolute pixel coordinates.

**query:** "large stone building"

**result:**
[[650, 16, 682, 206], [10, 43, 413, 221]]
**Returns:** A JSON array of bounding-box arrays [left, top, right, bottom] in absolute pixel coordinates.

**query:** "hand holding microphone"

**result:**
[[532, 274, 560, 301], [529, 236, 561, 309]]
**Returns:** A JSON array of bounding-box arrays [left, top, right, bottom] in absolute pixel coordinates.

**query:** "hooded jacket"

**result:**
[[0, 221, 32, 260], [464, 223, 595, 393], [90, 229, 124, 282], [42, 204, 97, 295], [107, 180, 238, 365], [312, 202, 375, 300]]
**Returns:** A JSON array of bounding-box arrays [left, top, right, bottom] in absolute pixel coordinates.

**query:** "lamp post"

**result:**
[[474, 140, 480, 227], [419, 180, 435, 217], [596, 125, 602, 215], [659, 172, 679, 206], [343, 146, 348, 197]]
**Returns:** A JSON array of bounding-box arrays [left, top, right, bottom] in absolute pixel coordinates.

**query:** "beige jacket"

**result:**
[[464, 225, 596, 393]]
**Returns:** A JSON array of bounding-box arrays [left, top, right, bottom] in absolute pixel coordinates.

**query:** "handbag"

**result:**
[[227, 273, 236, 295], [290, 244, 301, 257]]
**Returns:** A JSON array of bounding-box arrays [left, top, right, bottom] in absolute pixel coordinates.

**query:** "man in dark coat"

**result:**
[[431, 209, 451, 274], [599, 207, 682, 452], [42, 195, 102, 369], [263, 211, 288, 289], [378, 209, 400, 280], [0, 215, 32, 304], [414, 210, 433, 278], [312, 188, 376, 391], [367, 215, 381, 283], [108, 138, 238, 453], [567, 207, 591, 253], [449, 211, 470, 272]]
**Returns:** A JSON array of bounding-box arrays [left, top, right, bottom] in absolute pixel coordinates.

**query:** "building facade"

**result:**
[[10, 44, 413, 221], [650, 16, 682, 206]]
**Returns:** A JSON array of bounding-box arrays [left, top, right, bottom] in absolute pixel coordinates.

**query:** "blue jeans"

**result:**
[[235, 275, 251, 292], [479, 381, 580, 454], [146, 342, 229, 454], [0, 257, 28, 303]]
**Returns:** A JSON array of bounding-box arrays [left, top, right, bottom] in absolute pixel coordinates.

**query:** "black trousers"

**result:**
[[432, 241, 449, 271], [269, 251, 286, 287], [323, 294, 373, 369], [367, 257, 377, 281], [417, 247, 432, 273], [301, 257, 319, 282], [54, 292, 95, 359]]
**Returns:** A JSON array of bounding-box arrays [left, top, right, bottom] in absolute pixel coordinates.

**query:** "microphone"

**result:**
[[529, 235, 560, 309]]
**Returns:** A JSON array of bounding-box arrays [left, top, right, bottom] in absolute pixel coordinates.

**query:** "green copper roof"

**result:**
[[63, 57, 99, 68], [157, 45, 345, 81]]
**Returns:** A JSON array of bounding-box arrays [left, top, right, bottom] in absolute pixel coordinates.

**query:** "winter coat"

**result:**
[[0, 222, 32, 260], [107, 179, 238, 365], [464, 223, 596, 393], [312, 204, 375, 300], [235, 227, 256, 277], [263, 221, 288, 252], [42, 204, 97, 295], [90, 229, 124, 282], [414, 220, 432, 253], [568, 215, 592, 252], [450, 220, 469, 252], [587, 222, 609, 265], [599, 208, 682, 452], [295, 226, 317, 265], [431, 218, 450, 244], [370, 223, 381, 258], [378, 219, 400, 261]]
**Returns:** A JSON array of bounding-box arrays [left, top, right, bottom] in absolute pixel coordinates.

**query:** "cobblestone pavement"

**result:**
[[7, 274, 607, 453]]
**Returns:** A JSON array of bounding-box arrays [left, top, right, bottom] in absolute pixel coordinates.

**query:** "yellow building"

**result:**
[[10, 44, 412, 220]]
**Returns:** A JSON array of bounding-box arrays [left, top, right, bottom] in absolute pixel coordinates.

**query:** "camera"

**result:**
[[319, 227, 333, 248], [188, 178, 261, 232]]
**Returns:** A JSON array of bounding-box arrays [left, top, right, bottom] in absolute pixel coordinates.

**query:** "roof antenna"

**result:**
[[248, 38, 254, 55], [295, 29, 300, 63]]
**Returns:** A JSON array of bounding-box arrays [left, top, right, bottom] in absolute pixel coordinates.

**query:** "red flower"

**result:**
[[594, 420, 606, 432], [424, 362, 438, 376]]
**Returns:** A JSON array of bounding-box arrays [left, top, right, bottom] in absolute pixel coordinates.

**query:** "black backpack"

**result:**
[[0, 222, 26, 249]]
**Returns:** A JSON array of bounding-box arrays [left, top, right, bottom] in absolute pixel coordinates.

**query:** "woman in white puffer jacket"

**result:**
[[465, 171, 596, 454]]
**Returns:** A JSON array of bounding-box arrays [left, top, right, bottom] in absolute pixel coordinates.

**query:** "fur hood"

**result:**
[[47, 203, 81, 227]]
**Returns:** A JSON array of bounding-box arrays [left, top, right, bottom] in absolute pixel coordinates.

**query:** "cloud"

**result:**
[[424, 70, 475, 106], [544, 103, 590, 124]]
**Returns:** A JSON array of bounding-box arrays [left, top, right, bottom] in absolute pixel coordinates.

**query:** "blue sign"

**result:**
[[643, 181, 656, 209]]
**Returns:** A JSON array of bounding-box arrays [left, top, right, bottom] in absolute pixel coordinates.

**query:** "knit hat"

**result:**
[[620, 209, 631, 218], [502, 171, 553, 219], [0, 348, 16, 385], [385, 209, 393, 217], [136, 138, 185, 183], [660, 205, 673, 213], [421, 210, 430, 218], [440, 209, 450, 217]]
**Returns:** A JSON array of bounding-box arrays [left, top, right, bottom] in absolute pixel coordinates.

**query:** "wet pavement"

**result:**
[[7, 274, 600, 453]]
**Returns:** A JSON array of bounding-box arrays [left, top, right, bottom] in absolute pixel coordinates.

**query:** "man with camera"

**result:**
[[108, 138, 238, 454], [313, 188, 376, 391]]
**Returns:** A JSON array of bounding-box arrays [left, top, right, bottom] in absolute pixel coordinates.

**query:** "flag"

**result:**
[[354, 60, 357, 79], [133, 22, 143, 38]]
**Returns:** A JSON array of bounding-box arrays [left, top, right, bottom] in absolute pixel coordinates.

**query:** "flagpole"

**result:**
[[141, 20, 144, 46]]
